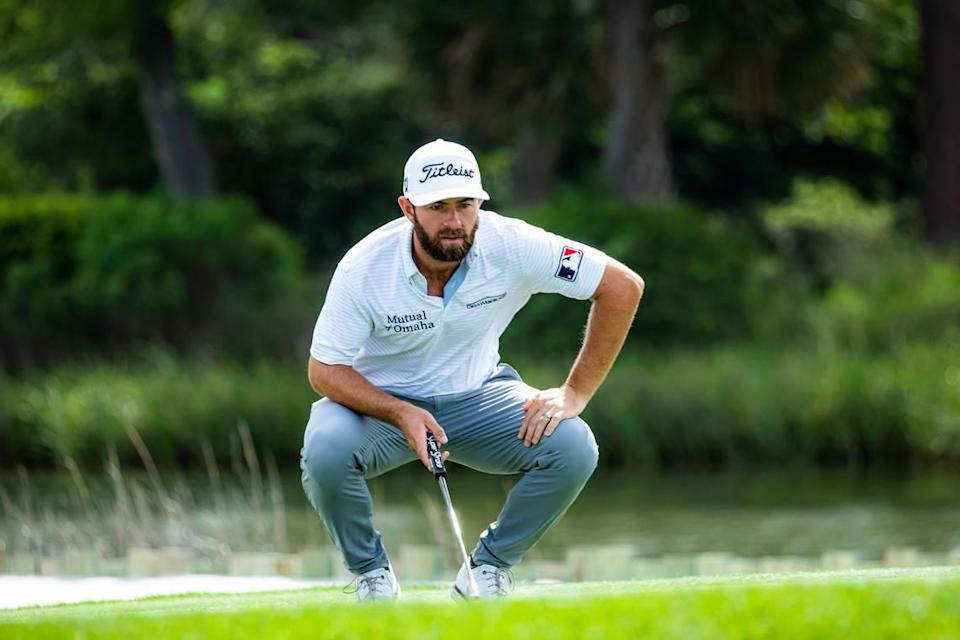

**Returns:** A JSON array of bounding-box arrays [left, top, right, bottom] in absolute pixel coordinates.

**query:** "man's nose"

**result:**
[[441, 208, 462, 226]]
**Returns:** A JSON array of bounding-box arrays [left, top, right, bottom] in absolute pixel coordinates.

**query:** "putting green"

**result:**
[[2, 567, 959, 639]]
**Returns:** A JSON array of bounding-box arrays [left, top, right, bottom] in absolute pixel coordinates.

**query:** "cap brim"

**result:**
[[408, 187, 490, 207]]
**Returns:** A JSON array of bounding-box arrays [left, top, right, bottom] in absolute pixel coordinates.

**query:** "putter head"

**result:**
[[452, 563, 483, 601], [452, 585, 482, 601]]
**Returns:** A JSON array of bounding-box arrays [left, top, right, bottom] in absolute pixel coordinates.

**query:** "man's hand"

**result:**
[[394, 404, 449, 469], [517, 259, 642, 448], [519, 385, 588, 447], [308, 360, 451, 470]]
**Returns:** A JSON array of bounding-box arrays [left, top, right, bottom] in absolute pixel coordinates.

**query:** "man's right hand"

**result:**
[[394, 404, 448, 470], [307, 359, 450, 470]]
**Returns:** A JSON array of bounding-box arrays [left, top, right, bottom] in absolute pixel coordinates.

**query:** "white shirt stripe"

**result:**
[[310, 210, 607, 396]]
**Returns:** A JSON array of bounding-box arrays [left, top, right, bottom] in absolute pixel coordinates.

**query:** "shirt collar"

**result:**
[[402, 223, 420, 280]]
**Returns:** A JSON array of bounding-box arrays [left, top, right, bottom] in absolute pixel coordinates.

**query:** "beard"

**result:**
[[412, 213, 479, 263]]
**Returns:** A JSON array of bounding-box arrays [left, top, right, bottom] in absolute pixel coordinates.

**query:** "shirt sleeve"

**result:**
[[309, 264, 373, 365], [515, 222, 607, 299]]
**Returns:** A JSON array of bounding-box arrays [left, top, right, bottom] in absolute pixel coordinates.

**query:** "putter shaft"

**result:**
[[438, 476, 479, 596], [427, 434, 480, 597]]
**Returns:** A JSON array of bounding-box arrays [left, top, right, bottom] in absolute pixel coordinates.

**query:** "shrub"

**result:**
[[752, 179, 960, 350], [4, 344, 958, 470], [502, 191, 768, 353], [514, 342, 960, 468], [0, 193, 311, 367], [0, 351, 315, 469], [813, 244, 960, 350], [760, 178, 898, 287]]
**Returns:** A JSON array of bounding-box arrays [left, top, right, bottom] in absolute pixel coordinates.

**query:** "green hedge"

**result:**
[[812, 246, 960, 350], [2, 343, 958, 470], [500, 186, 960, 355], [517, 341, 960, 468], [0, 351, 315, 468], [0, 193, 310, 366], [503, 192, 770, 353]]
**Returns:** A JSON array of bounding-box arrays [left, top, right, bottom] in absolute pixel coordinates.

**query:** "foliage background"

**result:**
[[1, 0, 957, 470]]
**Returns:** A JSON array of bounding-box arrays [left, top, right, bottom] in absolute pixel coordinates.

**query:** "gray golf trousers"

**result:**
[[300, 364, 599, 575]]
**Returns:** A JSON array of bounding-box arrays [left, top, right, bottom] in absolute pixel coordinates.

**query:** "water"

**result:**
[[2, 466, 959, 563], [376, 466, 960, 560], [551, 469, 960, 559]]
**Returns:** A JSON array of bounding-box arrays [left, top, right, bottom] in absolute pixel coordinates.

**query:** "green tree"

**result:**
[[919, 0, 960, 246], [0, 0, 214, 196], [176, 0, 424, 257], [604, 0, 675, 201], [393, 0, 605, 205], [661, 0, 907, 207]]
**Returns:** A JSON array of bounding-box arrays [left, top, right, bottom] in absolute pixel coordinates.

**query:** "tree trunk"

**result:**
[[603, 0, 674, 202], [134, 12, 215, 197], [510, 124, 563, 207], [920, 0, 960, 246]]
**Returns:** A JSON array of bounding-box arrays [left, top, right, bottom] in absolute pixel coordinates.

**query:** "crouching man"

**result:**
[[301, 139, 644, 601]]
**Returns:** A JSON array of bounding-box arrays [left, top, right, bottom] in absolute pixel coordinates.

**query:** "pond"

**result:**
[[2, 465, 959, 569]]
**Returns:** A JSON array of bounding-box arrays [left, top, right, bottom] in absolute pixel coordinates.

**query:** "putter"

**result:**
[[426, 433, 480, 598]]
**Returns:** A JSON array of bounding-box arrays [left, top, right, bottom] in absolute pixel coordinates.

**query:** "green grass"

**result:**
[[2, 567, 960, 639], [4, 340, 960, 470]]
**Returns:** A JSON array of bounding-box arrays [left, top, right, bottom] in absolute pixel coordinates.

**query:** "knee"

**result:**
[[300, 401, 364, 489], [545, 417, 599, 480], [302, 430, 353, 489]]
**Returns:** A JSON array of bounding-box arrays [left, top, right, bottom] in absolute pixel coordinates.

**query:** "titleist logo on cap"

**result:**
[[402, 139, 490, 205], [419, 162, 476, 184]]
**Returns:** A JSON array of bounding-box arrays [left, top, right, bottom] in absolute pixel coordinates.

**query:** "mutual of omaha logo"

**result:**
[[465, 292, 506, 309], [555, 246, 583, 282], [385, 310, 435, 334]]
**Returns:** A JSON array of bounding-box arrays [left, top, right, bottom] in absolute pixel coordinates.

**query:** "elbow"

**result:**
[[594, 261, 645, 305], [633, 272, 645, 299], [308, 372, 325, 397], [626, 270, 645, 303]]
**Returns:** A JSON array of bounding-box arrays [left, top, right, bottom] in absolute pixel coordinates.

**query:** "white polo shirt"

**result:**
[[310, 210, 607, 397]]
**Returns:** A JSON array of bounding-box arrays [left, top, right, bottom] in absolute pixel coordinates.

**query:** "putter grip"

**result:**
[[426, 433, 447, 479]]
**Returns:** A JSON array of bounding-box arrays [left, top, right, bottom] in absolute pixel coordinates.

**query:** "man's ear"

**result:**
[[397, 196, 415, 222]]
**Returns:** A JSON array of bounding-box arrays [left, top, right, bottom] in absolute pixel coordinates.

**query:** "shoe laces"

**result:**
[[343, 571, 389, 595], [477, 565, 514, 596]]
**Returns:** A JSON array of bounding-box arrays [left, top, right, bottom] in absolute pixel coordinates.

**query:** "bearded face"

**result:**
[[412, 212, 479, 263]]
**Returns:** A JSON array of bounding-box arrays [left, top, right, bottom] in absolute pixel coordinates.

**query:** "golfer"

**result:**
[[301, 139, 644, 601]]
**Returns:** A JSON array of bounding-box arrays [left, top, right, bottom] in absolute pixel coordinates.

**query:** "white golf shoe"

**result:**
[[452, 561, 513, 600], [353, 566, 401, 602]]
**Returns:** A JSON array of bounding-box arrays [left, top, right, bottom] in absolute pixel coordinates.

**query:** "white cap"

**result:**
[[402, 139, 490, 206]]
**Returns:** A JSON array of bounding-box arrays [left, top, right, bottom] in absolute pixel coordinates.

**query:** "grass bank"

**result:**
[[1, 567, 959, 639], [2, 341, 959, 469]]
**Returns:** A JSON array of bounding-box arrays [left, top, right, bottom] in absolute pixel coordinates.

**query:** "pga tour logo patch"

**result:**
[[555, 246, 583, 282]]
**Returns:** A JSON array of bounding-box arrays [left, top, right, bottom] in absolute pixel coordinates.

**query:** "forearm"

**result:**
[[308, 358, 448, 467], [564, 272, 643, 403], [309, 360, 412, 426]]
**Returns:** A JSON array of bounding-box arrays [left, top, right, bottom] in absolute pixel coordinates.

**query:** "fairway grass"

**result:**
[[2, 567, 959, 639]]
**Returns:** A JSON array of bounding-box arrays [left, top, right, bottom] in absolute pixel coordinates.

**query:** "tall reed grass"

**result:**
[[1, 341, 958, 471], [0, 420, 324, 559]]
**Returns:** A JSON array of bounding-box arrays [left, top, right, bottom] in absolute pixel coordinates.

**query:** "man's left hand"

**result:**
[[519, 385, 588, 447]]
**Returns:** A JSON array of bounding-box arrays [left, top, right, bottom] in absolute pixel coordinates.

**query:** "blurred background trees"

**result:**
[[4, 0, 950, 243], [919, 0, 960, 245], [1, 0, 958, 469]]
